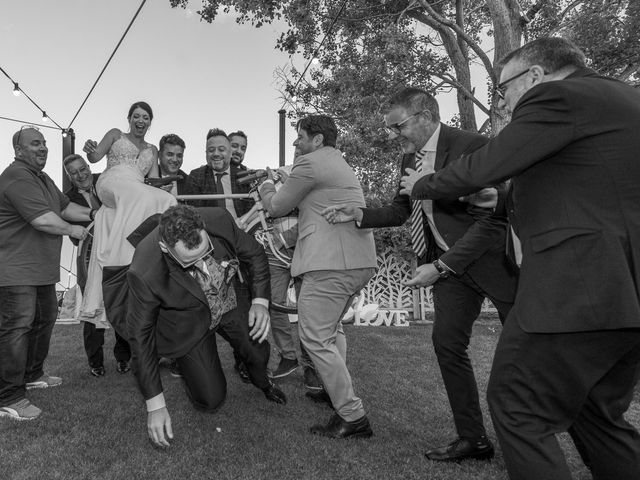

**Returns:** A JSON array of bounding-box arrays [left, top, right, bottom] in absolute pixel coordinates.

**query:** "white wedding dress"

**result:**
[[79, 133, 176, 327]]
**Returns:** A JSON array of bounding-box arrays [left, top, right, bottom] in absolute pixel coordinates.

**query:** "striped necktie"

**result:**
[[409, 149, 427, 258]]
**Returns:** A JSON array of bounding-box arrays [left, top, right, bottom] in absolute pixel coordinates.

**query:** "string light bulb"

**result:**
[[12, 82, 20, 96], [41, 111, 48, 122], [311, 57, 319, 65], [61, 129, 68, 138], [291, 95, 297, 102]]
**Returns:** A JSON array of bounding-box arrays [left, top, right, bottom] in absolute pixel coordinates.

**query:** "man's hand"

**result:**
[[405, 263, 441, 288], [248, 304, 270, 343], [83, 139, 98, 154], [69, 225, 89, 241], [399, 168, 424, 197], [147, 407, 173, 447], [321, 204, 363, 224], [459, 187, 498, 209]]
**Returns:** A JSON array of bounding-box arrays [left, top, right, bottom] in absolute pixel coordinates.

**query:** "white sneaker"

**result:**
[[26, 374, 63, 390], [0, 398, 42, 421]]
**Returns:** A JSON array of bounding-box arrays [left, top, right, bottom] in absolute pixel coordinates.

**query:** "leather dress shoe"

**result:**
[[305, 389, 333, 409], [116, 361, 130, 374], [262, 383, 287, 405], [234, 361, 251, 383], [425, 436, 494, 462], [310, 413, 373, 439]]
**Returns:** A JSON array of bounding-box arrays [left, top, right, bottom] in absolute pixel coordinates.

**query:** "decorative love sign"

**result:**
[[354, 309, 409, 327]]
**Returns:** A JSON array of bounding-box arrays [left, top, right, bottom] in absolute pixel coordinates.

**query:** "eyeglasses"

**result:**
[[494, 68, 544, 99], [162, 234, 214, 269], [384, 110, 427, 136], [14, 124, 41, 147]]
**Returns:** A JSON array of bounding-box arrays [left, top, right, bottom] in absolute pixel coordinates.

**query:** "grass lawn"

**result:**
[[1, 315, 638, 480]]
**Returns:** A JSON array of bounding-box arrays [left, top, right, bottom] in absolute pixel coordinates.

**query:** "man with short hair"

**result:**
[[0, 127, 90, 421], [158, 134, 189, 197], [228, 130, 248, 170], [127, 205, 285, 447], [260, 114, 377, 438], [324, 88, 517, 460], [63, 154, 131, 377], [187, 129, 264, 382], [402, 37, 640, 479]]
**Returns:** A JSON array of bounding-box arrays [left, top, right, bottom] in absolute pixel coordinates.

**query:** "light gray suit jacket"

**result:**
[[260, 146, 377, 277]]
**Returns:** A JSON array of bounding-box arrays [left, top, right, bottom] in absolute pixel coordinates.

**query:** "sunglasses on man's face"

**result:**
[[162, 235, 214, 269]]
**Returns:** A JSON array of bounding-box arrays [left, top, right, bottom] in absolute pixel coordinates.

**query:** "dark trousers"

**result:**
[[487, 317, 640, 480], [83, 322, 131, 368], [431, 272, 512, 439], [177, 330, 226, 412], [78, 260, 131, 369], [268, 261, 313, 367], [0, 285, 57, 405], [221, 280, 270, 389]]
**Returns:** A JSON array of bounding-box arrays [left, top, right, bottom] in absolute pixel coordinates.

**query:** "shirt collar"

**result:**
[[418, 123, 441, 153]]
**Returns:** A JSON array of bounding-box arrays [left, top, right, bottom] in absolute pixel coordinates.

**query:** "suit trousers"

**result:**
[[297, 267, 375, 422], [487, 317, 640, 480], [431, 272, 512, 439], [269, 261, 312, 367], [219, 279, 270, 390], [82, 322, 131, 369], [0, 285, 57, 405], [177, 329, 226, 412]]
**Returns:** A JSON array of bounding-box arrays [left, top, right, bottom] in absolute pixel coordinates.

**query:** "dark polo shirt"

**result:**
[[0, 159, 69, 286]]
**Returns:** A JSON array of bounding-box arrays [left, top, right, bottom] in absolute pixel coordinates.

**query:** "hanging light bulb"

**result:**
[[291, 95, 297, 102], [12, 82, 20, 96], [41, 111, 48, 122], [311, 57, 319, 65], [61, 129, 68, 138]]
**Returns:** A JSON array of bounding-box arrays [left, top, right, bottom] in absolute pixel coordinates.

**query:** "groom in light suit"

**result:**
[[259, 115, 377, 438]]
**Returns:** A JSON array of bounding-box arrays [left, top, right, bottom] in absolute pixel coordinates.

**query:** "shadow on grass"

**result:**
[[0, 315, 632, 480]]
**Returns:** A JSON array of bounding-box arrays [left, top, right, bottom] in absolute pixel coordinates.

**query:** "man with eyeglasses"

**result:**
[[127, 204, 286, 447], [400, 37, 640, 480], [186, 128, 260, 383], [0, 127, 91, 421], [63, 154, 132, 378], [323, 88, 517, 459]]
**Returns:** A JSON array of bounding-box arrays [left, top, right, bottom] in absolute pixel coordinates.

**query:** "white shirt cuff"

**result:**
[[252, 297, 269, 308], [146, 392, 166, 412], [438, 259, 457, 275]]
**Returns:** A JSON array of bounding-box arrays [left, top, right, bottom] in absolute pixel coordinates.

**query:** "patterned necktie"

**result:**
[[215, 172, 227, 209], [409, 149, 428, 258]]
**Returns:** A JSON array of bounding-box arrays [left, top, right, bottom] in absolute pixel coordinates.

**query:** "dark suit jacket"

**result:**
[[361, 124, 517, 303], [172, 168, 189, 195], [126, 207, 270, 401], [412, 68, 640, 333], [185, 163, 253, 216], [64, 173, 100, 246]]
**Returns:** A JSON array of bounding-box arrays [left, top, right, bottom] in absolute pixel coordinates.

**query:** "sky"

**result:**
[[0, 0, 476, 290], [0, 0, 304, 182]]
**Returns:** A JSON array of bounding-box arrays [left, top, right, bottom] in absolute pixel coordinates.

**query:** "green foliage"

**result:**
[[169, 0, 640, 249]]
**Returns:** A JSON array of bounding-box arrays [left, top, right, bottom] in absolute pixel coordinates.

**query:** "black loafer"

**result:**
[[234, 361, 251, 383], [262, 383, 287, 405], [310, 413, 373, 439], [425, 436, 494, 462], [116, 361, 130, 374]]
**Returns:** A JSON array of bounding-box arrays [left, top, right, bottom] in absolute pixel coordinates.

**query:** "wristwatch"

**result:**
[[433, 259, 450, 279]]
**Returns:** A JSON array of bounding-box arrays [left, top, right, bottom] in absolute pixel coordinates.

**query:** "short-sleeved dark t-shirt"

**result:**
[[0, 159, 70, 286]]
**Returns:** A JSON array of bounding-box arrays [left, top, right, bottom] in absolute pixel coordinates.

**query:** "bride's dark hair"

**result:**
[[127, 101, 153, 121]]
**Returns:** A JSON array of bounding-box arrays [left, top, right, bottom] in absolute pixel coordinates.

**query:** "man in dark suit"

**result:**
[[324, 88, 517, 460], [401, 37, 640, 479], [63, 154, 131, 377], [157, 134, 189, 196], [228, 130, 248, 171], [127, 205, 286, 447], [186, 129, 257, 382]]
